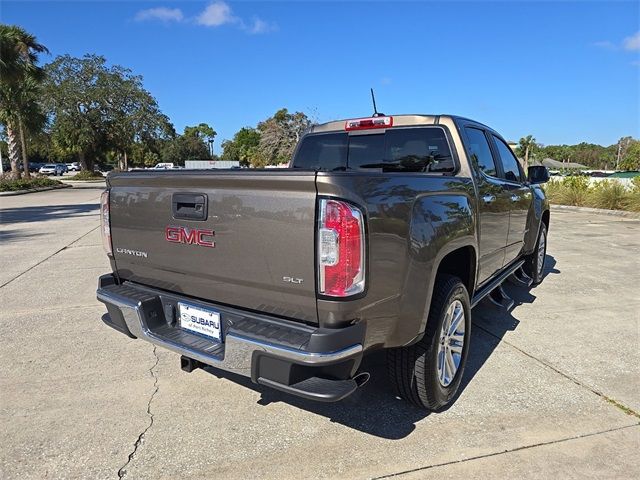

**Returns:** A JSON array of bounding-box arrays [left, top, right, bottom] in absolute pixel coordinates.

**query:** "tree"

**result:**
[[221, 127, 261, 167], [0, 24, 48, 178], [257, 109, 310, 166], [43, 54, 173, 171], [159, 126, 213, 165], [619, 140, 640, 171], [516, 135, 538, 171], [184, 123, 217, 155], [615, 136, 633, 169]]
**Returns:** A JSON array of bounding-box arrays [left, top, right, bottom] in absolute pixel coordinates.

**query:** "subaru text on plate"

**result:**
[[97, 114, 550, 410]]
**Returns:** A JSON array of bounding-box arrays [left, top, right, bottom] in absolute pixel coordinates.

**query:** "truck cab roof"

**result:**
[[307, 114, 495, 135]]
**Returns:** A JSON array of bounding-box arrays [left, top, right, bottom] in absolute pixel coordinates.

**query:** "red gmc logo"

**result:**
[[165, 226, 215, 248]]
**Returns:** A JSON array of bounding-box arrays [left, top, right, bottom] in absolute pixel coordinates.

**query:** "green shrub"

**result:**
[[544, 176, 589, 206], [626, 177, 640, 212], [68, 170, 105, 180], [0, 175, 62, 192], [543, 176, 640, 212], [586, 180, 628, 210]]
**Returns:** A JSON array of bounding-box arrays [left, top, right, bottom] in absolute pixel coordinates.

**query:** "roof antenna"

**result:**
[[370, 88, 384, 117]]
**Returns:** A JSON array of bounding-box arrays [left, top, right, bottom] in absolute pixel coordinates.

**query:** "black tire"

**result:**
[[387, 274, 471, 411], [524, 222, 547, 285]]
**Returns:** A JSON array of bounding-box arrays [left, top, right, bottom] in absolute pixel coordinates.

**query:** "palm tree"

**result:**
[[0, 24, 49, 178], [517, 135, 537, 171]]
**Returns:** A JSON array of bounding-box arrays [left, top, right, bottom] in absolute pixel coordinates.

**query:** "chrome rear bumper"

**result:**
[[96, 275, 365, 401]]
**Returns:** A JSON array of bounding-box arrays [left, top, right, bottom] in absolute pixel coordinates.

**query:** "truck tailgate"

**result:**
[[108, 171, 318, 324]]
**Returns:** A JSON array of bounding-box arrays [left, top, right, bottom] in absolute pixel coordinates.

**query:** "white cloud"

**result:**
[[593, 31, 640, 52], [592, 40, 616, 50], [135, 7, 183, 23], [245, 18, 276, 35], [623, 31, 640, 51], [134, 2, 276, 35], [196, 1, 238, 27]]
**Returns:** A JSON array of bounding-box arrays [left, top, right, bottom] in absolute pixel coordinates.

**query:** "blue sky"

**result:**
[[3, 1, 639, 151]]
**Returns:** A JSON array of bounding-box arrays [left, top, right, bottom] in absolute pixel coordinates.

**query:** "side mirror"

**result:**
[[528, 165, 550, 184]]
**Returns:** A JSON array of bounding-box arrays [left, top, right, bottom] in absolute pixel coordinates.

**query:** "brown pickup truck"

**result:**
[[97, 114, 550, 411]]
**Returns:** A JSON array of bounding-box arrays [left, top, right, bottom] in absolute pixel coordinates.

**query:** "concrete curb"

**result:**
[[60, 179, 106, 184], [551, 204, 640, 219], [0, 183, 72, 197]]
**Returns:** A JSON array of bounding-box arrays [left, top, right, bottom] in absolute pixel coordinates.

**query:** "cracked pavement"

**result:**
[[0, 185, 638, 479], [117, 346, 159, 479]]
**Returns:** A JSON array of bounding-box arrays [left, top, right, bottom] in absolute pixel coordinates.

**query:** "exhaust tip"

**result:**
[[353, 372, 370, 388]]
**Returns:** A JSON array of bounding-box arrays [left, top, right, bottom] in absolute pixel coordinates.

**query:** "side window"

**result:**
[[492, 135, 523, 183], [465, 127, 497, 177], [293, 133, 347, 171], [385, 127, 454, 173]]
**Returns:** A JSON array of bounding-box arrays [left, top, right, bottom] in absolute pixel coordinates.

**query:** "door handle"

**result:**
[[172, 193, 208, 221], [510, 194, 520, 202], [482, 194, 496, 204]]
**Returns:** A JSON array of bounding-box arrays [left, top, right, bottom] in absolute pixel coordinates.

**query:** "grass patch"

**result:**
[[0, 174, 62, 192], [603, 395, 640, 419], [66, 170, 105, 181], [544, 176, 640, 212]]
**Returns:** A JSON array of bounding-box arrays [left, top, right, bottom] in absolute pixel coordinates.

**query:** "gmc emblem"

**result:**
[[165, 226, 215, 248]]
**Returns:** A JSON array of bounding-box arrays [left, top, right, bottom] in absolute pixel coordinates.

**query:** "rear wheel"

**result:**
[[525, 222, 547, 285], [387, 275, 471, 411]]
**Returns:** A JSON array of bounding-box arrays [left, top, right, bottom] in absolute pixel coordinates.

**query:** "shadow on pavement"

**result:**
[[0, 229, 46, 244], [0, 203, 99, 225], [202, 352, 431, 440], [458, 255, 561, 397], [199, 255, 560, 440]]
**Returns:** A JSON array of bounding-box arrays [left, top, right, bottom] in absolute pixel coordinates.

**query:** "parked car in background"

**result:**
[[95, 163, 114, 173], [28, 162, 43, 173], [39, 164, 66, 176], [1, 163, 24, 173], [66, 162, 81, 172]]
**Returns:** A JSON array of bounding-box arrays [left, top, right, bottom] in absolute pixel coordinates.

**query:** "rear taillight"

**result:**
[[318, 199, 365, 297], [100, 190, 112, 256]]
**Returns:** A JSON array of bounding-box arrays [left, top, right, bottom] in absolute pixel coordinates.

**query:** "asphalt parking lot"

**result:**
[[0, 185, 638, 479]]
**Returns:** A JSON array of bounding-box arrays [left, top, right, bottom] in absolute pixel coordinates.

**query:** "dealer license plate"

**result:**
[[178, 302, 221, 341]]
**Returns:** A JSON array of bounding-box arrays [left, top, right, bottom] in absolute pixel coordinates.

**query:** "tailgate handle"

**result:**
[[172, 193, 208, 221]]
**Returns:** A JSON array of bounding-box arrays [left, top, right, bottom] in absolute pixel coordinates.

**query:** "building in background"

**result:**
[[185, 160, 240, 169]]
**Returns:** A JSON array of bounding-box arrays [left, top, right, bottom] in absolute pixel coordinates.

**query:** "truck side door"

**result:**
[[490, 134, 533, 265], [463, 127, 511, 284]]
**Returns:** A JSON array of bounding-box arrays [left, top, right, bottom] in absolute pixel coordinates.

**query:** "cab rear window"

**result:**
[[292, 127, 455, 173]]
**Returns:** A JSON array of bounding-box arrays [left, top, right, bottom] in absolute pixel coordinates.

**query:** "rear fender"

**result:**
[[387, 192, 477, 347]]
